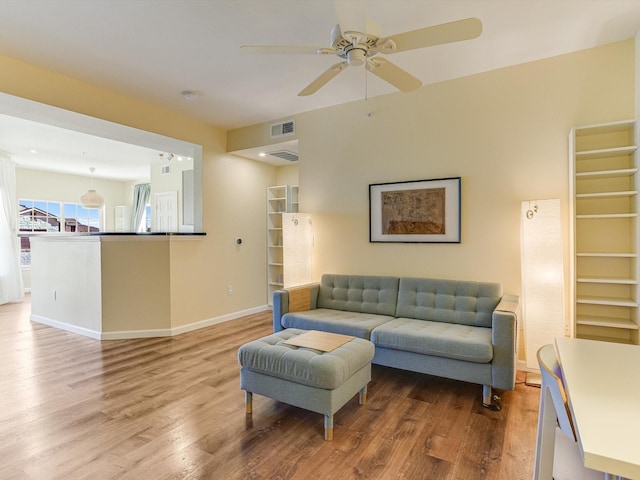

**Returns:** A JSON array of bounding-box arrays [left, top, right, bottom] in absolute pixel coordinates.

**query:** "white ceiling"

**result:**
[[0, 112, 159, 182], [1, 0, 640, 177]]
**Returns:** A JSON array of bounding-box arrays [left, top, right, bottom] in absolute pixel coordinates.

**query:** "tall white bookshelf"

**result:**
[[266, 185, 298, 305], [569, 119, 640, 344]]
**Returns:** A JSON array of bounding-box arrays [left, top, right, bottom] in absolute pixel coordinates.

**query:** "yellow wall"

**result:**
[[1, 54, 277, 326], [101, 238, 171, 332], [227, 116, 298, 152], [228, 40, 635, 359], [3, 38, 636, 333], [275, 164, 299, 186], [287, 40, 632, 298]]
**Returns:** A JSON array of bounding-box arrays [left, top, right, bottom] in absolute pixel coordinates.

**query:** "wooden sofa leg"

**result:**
[[358, 385, 367, 406], [324, 414, 333, 441], [245, 391, 253, 415], [482, 385, 501, 411]]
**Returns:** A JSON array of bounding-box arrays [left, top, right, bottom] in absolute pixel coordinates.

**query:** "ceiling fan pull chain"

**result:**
[[365, 66, 368, 101]]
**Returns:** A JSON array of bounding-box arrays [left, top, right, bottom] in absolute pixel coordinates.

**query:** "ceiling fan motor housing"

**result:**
[[331, 24, 379, 66]]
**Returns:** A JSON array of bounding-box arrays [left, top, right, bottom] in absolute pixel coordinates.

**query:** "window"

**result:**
[[18, 199, 103, 266]]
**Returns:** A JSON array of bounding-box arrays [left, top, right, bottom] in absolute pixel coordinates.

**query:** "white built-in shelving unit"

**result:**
[[569, 119, 640, 344], [266, 185, 298, 305]]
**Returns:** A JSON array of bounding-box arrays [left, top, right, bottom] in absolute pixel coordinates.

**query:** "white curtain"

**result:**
[[0, 154, 24, 304], [130, 183, 151, 232]]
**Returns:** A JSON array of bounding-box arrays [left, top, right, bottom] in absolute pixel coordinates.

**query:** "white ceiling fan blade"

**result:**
[[333, 0, 366, 34], [365, 58, 422, 92], [298, 61, 349, 96], [379, 17, 482, 53], [241, 45, 334, 55]]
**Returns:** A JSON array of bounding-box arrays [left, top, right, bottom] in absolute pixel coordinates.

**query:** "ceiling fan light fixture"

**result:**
[[347, 48, 367, 66]]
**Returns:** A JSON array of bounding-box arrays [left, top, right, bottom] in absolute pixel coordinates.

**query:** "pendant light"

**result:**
[[80, 167, 104, 208]]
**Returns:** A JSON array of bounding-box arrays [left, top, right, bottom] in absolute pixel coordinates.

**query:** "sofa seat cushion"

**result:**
[[281, 308, 394, 340], [238, 328, 375, 389], [370, 318, 493, 363]]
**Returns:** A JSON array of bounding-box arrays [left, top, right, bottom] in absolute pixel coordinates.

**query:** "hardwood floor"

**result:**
[[0, 296, 540, 479]]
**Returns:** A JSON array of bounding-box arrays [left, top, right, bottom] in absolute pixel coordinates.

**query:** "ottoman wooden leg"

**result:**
[[358, 385, 367, 406], [324, 414, 333, 441], [245, 391, 253, 415]]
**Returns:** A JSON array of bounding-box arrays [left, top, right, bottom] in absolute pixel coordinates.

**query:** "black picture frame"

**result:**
[[369, 177, 461, 243]]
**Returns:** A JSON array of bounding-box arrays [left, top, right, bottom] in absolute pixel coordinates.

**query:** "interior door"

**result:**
[[154, 191, 178, 232]]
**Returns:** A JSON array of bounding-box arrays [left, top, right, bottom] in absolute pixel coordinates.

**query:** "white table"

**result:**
[[555, 337, 640, 479]]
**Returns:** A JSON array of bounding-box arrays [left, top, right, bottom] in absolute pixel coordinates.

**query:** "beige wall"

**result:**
[[276, 164, 299, 186], [228, 39, 635, 361], [288, 40, 634, 300], [1, 53, 277, 326], [227, 116, 298, 152], [3, 38, 636, 333], [101, 238, 171, 332]]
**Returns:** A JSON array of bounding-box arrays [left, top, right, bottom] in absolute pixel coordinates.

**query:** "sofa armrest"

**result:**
[[490, 295, 520, 390], [272, 283, 319, 332]]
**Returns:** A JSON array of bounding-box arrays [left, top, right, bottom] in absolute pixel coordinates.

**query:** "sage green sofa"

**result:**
[[273, 274, 519, 410]]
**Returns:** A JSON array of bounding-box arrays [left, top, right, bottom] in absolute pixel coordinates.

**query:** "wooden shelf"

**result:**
[[576, 213, 637, 219], [577, 277, 637, 284], [575, 145, 637, 160], [576, 334, 634, 344], [575, 120, 636, 136], [576, 191, 638, 199], [576, 315, 639, 330], [577, 252, 637, 258], [576, 295, 638, 307], [575, 168, 637, 179]]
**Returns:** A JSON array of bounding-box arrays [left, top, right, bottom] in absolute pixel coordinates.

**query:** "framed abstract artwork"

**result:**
[[369, 177, 461, 243]]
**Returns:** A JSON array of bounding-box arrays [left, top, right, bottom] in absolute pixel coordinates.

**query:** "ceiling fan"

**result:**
[[241, 16, 482, 96]]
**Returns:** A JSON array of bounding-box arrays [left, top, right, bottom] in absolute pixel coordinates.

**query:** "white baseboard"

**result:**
[[102, 304, 270, 339], [517, 359, 539, 373], [31, 305, 271, 340], [171, 304, 270, 336], [30, 314, 102, 340]]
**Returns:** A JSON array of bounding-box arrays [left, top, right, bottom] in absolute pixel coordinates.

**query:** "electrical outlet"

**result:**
[[227, 284, 233, 295]]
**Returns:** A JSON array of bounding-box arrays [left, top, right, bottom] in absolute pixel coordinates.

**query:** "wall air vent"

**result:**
[[161, 165, 170, 175], [268, 150, 299, 162], [270, 119, 295, 139]]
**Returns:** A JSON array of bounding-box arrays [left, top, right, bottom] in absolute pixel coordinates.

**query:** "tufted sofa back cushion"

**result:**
[[317, 274, 399, 316], [396, 277, 502, 327]]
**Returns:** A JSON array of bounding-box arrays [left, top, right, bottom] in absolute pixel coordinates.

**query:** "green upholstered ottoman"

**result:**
[[238, 328, 375, 440]]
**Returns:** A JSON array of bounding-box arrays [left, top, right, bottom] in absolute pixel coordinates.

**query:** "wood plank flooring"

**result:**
[[0, 296, 540, 479]]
